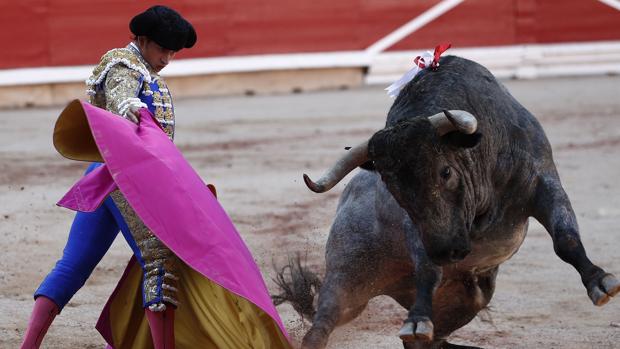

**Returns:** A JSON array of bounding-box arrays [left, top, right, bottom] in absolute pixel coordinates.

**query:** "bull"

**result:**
[[274, 56, 620, 349]]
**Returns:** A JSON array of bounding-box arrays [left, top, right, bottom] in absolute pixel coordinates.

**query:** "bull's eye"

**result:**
[[440, 166, 451, 180]]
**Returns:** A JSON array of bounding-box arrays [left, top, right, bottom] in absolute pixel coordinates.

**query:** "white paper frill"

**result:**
[[385, 50, 436, 98]]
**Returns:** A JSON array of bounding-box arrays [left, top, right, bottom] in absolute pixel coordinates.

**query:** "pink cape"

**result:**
[[53, 100, 290, 343]]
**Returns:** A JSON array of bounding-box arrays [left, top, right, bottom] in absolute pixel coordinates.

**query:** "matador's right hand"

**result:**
[[125, 105, 141, 124], [118, 97, 147, 124]]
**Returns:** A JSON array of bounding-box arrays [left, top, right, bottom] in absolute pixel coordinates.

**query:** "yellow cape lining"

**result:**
[[107, 259, 291, 349]]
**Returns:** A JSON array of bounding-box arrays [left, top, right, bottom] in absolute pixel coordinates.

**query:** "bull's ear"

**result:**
[[442, 131, 482, 149]]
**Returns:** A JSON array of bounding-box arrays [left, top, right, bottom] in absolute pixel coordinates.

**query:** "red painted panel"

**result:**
[[218, 1, 437, 54], [224, 1, 364, 54], [0, 1, 50, 68], [1, 0, 620, 69], [514, 0, 537, 43], [0, 1, 444, 68], [47, 1, 141, 66], [535, 0, 620, 43], [357, 1, 442, 50], [391, 0, 620, 50], [389, 0, 518, 51]]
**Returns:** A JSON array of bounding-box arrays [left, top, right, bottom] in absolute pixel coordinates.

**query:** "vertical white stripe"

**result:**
[[598, 0, 620, 11], [365, 0, 465, 55]]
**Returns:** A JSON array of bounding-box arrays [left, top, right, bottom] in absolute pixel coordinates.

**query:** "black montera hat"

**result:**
[[130, 5, 197, 51]]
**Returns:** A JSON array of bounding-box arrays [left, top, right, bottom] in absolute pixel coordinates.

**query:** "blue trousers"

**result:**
[[35, 163, 142, 310]]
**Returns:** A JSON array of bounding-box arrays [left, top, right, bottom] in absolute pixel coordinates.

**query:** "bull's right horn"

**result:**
[[303, 140, 369, 193], [428, 110, 478, 136]]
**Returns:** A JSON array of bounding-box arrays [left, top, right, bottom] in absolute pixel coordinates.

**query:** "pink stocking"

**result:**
[[146, 306, 175, 349], [20, 296, 59, 349]]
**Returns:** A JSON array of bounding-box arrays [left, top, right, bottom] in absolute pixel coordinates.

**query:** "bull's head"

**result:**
[[304, 110, 481, 266]]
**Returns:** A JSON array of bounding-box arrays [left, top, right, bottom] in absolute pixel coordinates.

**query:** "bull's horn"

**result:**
[[428, 110, 477, 136], [303, 140, 369, 193]]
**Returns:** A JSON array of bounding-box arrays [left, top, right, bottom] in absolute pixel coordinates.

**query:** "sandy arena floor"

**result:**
[[1, 75, 620, 348]]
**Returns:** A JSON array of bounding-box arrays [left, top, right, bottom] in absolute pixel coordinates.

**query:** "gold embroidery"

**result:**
[[153, 90, 165, 120], [143, 81, 153, 96], [86, 48, 148, 114], [109, 190, 179, 308], [85, 45, 175, 139], [154, 78, 175, 138], [103, 66, 142, 115], [87, 48, 150, 86]]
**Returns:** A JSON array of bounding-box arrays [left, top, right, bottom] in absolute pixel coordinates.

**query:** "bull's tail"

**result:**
[[271, 253, 322, 321]]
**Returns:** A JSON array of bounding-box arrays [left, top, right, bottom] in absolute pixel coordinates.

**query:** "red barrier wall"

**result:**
[[1, 0, 619, 69], [393, 0, 620, 50]]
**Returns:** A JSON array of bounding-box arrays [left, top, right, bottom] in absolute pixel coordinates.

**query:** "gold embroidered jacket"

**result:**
[[85, 45, 175, 139]]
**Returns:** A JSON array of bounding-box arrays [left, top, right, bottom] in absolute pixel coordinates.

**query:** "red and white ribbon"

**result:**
[[385, 43, 451, 98]]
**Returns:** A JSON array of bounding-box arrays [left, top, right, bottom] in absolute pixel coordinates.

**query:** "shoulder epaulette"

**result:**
[[85, 48, 151, 92]]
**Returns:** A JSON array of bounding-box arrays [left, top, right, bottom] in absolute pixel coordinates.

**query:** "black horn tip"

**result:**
[[303, 173, 324, 193], [442, 109, 455, 119], [442, 109, 477, 134]]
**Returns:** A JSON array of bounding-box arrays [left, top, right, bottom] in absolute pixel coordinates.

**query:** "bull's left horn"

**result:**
[[428, 110, 478, 136], [303, 140, 369, 193]]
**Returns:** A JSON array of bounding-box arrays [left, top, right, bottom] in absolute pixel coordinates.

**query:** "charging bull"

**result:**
[[274, 56, 620, 349]]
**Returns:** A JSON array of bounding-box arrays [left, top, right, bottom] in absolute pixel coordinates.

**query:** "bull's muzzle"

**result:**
[[427, 238, 471, 265], [449, 245, 471, 262]]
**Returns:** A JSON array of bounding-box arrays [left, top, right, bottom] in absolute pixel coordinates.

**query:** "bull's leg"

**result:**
[[401, 268, 497, 349], [301, 272, 370, 349], [399, 219, 442, 343], [533, 176, 620, 305]]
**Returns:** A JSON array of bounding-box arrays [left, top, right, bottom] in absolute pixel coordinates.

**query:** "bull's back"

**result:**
[[387, 55, 556, 169], [386, 56, 500, 126]]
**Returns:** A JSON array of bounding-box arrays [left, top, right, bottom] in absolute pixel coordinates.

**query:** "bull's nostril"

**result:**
[[450, 248, 470, 261]]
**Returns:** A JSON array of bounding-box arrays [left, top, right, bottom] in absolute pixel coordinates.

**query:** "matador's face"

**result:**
[[138, 37, 177, 73]]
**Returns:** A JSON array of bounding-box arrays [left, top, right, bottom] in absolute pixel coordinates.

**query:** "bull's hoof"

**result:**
[[399, 318, 434, 342], [441, 342, 484, 349], [588, 273, 620, 306]]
